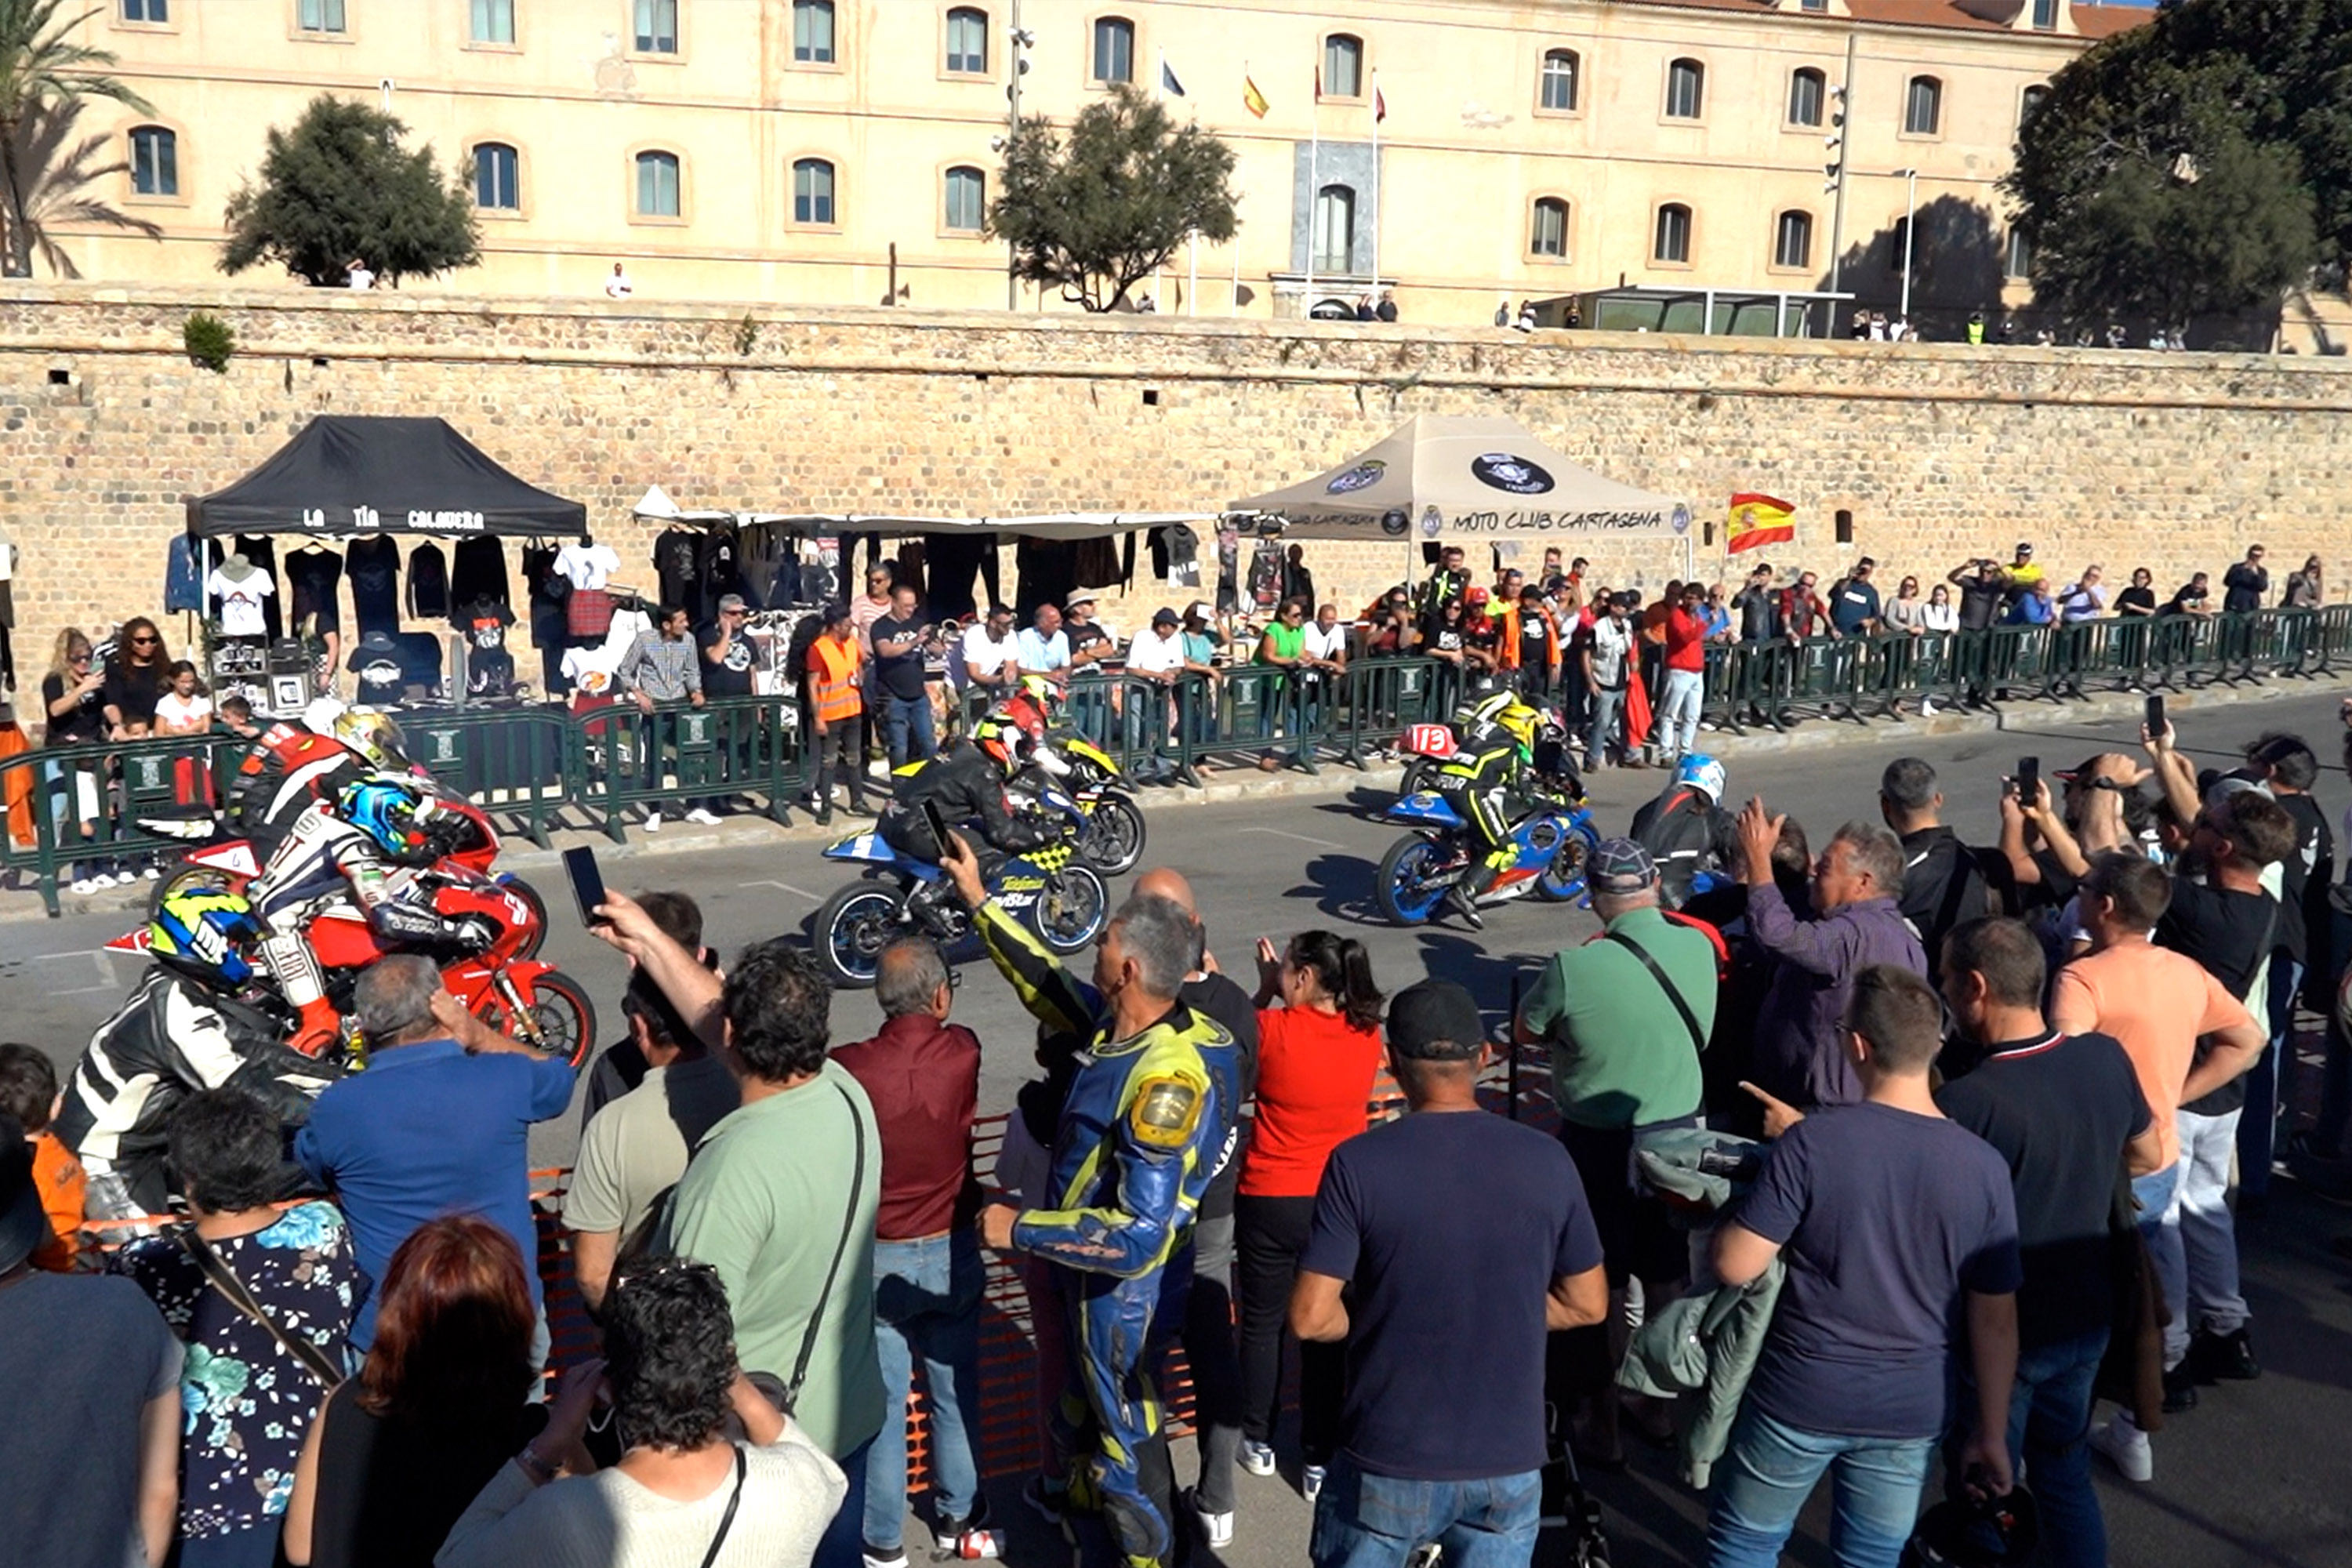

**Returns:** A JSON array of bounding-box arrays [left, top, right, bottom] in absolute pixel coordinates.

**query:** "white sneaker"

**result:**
[[644, 811, 662, 832], [96, 871, 125, 887], [1920, 698, 1937, 717], [1184, 1486, 1233, 1549], [2091, 1412, 2152, 1482], [71, 877, 99, 895], [1302, 1464, 1327, 1503], [142, 866, 161, 880], [683, 808, 720, 826], [1239, 1440, 1276, 1477]]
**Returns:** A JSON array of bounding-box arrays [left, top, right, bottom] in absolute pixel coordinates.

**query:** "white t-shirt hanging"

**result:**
[[208, 568, 275, 637], [561, 644, 622, 697], [555, 541, 620, 592]]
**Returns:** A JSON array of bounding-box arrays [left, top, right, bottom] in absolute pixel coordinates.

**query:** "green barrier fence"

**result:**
[[7, 610, 2347, 915]]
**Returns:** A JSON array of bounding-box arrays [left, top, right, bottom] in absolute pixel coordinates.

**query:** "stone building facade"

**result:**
[[0, 282, 2343, 700]]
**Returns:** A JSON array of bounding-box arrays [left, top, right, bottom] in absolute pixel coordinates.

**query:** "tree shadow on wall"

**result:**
[[1816, 194, 2005, 340]]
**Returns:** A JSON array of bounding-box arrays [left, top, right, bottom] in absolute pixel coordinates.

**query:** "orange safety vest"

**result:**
[[809, 636, 864, 723]]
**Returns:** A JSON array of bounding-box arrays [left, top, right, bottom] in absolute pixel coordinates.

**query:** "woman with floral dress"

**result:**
[[113, 1088, 361, 1568]]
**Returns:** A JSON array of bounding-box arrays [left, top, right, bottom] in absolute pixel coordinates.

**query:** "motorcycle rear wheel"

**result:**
[[1029, 866, 1109, 954], [1077, 793, 1147, 877], [1534, 821, 1602, 903], [1375, 834, 1454, 927], [512, 969, 597, 1069], [815, 883, 906, 989]]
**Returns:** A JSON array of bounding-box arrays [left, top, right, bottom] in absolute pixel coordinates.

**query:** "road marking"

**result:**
[[738, 879, 819, 900], [1240, 827, 1345, 850], [5, 949, 129, 994]]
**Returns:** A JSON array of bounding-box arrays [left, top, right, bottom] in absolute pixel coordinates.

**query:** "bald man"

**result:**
[[1131, 867, 1256, 1541]]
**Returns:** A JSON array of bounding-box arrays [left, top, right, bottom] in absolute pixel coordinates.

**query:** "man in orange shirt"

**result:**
[[806, 603, 871, 826], [2047, 851, 2264, 1479], [0, 1044, 85, 1271]]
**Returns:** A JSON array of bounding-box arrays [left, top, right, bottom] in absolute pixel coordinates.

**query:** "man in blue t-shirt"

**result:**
[[1292, 979, 1606, 1568], [1708, 964, 2023, 1568]]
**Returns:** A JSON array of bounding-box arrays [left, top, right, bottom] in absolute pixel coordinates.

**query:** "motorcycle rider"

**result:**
[[1629, 753, 1741, 908], [224, 702, 411, 855], [56, 886, 339, 1219], [1436, 689, 1566, 929], [249, 772, 480, 1056], [877, 701, 1062, 886]]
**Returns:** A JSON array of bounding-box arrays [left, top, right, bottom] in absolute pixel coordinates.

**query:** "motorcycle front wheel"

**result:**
[[815, 883, 906, 989], [1375, 834, 1454, 927], [1078, 793, 1147, 877], [1029, 865, 1109, 954], [1534, 821, 1602, 904], [514, 969, 597, 1069]]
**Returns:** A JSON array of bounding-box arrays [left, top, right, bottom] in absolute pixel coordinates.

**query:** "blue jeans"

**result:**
[[883, 692, 937, 771], [1948, 1327, 2108, 1568], [1309, 1454, 1541, 1568], [815, 1436, 875, 1568], [1585, 687, 1624, 769], [863, 1232, 985, 1547], [1706, 1406, 1935, 1568], [2239, 960, 2304, 1197]]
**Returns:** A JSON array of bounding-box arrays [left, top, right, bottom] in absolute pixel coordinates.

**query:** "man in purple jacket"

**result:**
[[1734, 799, 1928, 1110]]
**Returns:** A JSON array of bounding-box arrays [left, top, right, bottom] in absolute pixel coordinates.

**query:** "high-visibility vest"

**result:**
[[810, 637, 864, 723]]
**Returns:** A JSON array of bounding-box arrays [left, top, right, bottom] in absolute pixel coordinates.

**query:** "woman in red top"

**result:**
[[1234, 929, 1386, 1494]]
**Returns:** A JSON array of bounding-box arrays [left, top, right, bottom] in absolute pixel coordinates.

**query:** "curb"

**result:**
[[5, 673, 2330, 924]]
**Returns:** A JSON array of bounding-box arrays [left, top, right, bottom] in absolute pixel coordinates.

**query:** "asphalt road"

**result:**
[[5, 688, 2350, 1567]]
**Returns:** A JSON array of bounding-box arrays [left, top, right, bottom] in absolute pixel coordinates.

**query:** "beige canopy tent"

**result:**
[[1229, 414, 1695, 547]]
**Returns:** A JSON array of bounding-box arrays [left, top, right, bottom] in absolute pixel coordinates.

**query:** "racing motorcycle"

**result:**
[[811, 832, 1110, 988], [111, 844, 593, 1068], [1374, 790, 1600, 927], [1393, 703, 1582, 808], [1006, 734, 1148, 877]]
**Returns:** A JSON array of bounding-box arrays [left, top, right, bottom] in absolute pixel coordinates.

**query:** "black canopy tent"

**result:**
[[185, 415, 586, 539]]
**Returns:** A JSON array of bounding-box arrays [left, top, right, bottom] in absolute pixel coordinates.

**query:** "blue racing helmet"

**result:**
[[336, 775, 437, 864], [1676, 753, 1726, 804], [149, 886, 263, 991]]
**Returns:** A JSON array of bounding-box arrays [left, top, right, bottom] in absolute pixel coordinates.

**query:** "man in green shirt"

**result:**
[[597, 893, 882, 1568], [1515, 837, 1717, 1462]]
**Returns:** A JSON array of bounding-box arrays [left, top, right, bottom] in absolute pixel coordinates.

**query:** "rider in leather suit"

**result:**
[[1437, 689, 1574, 929], [877, 700, 1059, 873]]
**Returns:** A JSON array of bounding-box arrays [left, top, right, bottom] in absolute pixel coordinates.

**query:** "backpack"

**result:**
[[1631, 786, 1725, 906]]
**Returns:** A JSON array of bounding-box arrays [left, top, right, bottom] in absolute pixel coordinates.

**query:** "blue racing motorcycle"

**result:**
[[811, 831, 1110, 987], [1374, 790, 1600, 926]]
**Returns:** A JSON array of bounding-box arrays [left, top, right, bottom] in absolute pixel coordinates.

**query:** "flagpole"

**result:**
[[1369, 70, 1381, 300], [1305, 67, 1319, 317], [1154, 49, 1167, 312]]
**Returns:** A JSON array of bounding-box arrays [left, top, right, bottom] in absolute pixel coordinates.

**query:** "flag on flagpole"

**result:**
[[1375, 83, 1387, 122], [1242, 75, 1269, 118], [1315, 64, 1323, 100], [1726, 494, 1797, 554], [1161, 56, 1186, 97]]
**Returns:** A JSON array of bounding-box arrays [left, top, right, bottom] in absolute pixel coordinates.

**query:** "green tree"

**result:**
[[0, 0, 154, 277], [222, 95, 479, 287], [988, 85, 1238, 312], [5, 96, 160, 278]]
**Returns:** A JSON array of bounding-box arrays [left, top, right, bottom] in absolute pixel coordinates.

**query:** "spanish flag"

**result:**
[[1726, 492, 1795, 554], [1243, 74, 1269, 118]]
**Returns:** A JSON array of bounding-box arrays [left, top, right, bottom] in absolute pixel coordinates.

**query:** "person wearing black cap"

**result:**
[[0, 1110, 187, 1568], [1290, 979, 1606, 1568]]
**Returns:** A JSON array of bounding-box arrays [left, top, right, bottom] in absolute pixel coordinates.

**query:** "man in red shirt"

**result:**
[[1648, 582, 1710, 766], [831, 937, 996, 1565]]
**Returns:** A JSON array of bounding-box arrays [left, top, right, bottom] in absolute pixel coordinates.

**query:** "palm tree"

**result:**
[[0, 0, 154, 277], [8, 95, 158, 276]]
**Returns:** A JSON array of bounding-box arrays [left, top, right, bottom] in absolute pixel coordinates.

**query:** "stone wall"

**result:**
[[3, 282, 2348, 705]]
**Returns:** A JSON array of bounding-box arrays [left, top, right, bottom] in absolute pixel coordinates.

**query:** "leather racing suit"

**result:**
[[878, 739, 1052, 871], [975, 898, 1240, 1568], [1435, 710, 1546, 918]]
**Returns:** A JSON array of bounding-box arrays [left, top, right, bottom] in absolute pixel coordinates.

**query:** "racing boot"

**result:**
[[260, 932, 342, 1058], [1447, 859, 1502, 929], [289, 996, 343, 1059]]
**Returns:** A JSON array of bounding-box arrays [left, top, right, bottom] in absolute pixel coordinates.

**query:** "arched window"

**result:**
[[1091, 16, 1134, 83], [129, 125, 177, 197], [945, 165, 986, 231], [1312, 184, 1356, 274], [946, 7, 988, 74], [2020, 85, 2049, 131], [1774, 210, 1813, 270], [633, 0, 677, 53], [1653, 203, 1693, 264], [793, 157, 837, 224], [1904, 75, 1943, 136], [2005, 227, 2034, 280], [1665, 59, 1704, 120], [1540, 49, 1578, 112], [473, 142, 518, 210], [1323, 34, 1362, 98], [1530, 198, 1569, 259], [634, 151, 680, 217], [793, 0, 836, 63], [1788, 68, 1824, 128]]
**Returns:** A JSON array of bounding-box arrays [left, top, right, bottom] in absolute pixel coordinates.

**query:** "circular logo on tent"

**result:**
[[1671, 504, 1693, 535], [1419, 505, 1444, 539], [1471, 452, 1555, 495], [1379, 508, 1410, 537], [1327, 459, 1387, 495]]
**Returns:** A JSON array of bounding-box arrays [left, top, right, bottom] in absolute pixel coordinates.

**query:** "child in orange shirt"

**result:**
[[0, 1044, 85, 1270]]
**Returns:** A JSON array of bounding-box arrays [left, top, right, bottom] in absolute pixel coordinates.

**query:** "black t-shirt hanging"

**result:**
[[285, 546, 344, 634], [343, 537, 401, 637], [234, 535, 285, 641], [695, 528, 742, 623], [654, 528, 701, 611], [450, 537, 510, 612], [408, 543, 450, 622], [347, 632, 407, 705], [461, 596, 514, 652]]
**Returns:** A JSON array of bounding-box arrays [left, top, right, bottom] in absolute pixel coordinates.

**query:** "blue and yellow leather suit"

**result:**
[[976, 899, 1240, 1568]]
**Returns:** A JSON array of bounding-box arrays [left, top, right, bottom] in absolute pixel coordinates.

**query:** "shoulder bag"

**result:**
[[178, 1228, 345, 1389], [697, 1446, 748, 1568], [755, 1080, 869, 1419]]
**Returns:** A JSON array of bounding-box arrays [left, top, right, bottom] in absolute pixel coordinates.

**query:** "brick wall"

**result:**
[[4, 282, 2347, 703]]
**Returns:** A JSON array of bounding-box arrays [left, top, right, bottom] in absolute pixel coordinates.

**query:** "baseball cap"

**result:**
[[2014, 541, 2034, 555], [0, 1112, 49, 1275], [1065, 590, 1098, 609], [1385, 978, 1488, 1062], [1152, 608, 1180, 627], [717, 593, 748, 613], [2203, 774, 2272, 808], [1589, 838, 1660, 896]]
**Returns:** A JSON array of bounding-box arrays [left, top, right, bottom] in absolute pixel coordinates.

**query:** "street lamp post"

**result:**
[[1898, 166, 1919, 325]]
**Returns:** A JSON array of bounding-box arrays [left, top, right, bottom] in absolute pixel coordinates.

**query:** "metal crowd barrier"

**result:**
[[10, 612, 2346, 915]]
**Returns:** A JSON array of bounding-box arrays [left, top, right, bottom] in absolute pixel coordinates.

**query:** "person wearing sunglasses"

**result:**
[[102, 616, 171, 741]]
